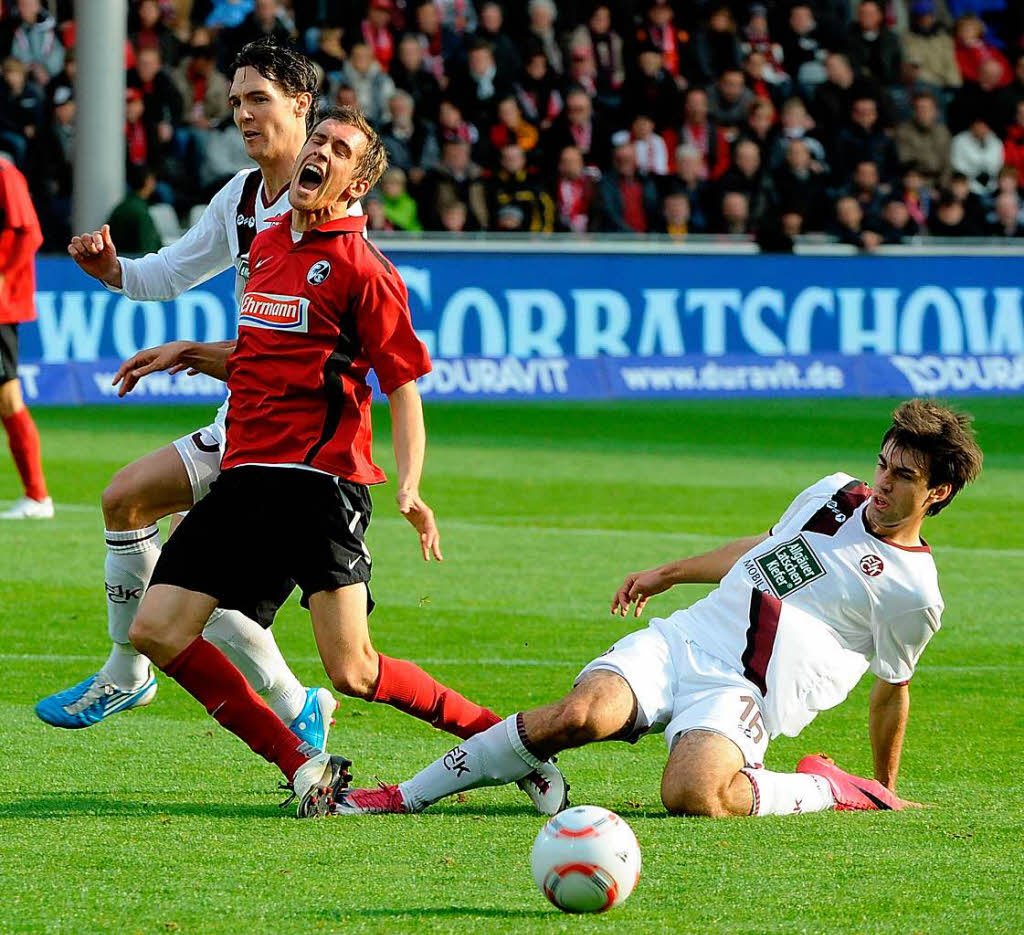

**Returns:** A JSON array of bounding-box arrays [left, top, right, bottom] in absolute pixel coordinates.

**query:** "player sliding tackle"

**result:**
[[335, 401, 982, 817], [111, 106, 565, 818]]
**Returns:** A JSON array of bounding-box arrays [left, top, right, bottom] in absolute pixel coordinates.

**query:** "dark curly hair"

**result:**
[[230, 38, 319, 131]]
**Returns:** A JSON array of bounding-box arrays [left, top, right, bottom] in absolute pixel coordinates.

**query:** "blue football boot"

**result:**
[[288, 687, 338, 752], [35, 671, 158, 728]]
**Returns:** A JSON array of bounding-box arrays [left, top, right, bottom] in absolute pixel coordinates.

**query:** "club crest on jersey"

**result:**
[[307, 259, 331, 285], [239, 292, 309, 332], [860, 554, 884, 577]]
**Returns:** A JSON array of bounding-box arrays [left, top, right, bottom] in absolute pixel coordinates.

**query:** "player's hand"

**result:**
[[610, 567, 672, 618], [112, 341, 193, 397], [397, 489, 443, 562], [68, 224, 123, 288]]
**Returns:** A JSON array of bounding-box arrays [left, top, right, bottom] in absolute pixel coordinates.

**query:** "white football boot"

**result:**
[[0, 496, 54, 519]]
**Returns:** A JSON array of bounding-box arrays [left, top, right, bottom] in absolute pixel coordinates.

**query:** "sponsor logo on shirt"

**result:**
[[239, 292, 310, 332], [860, 554, 884, 577], [236, 213, 256, 228], [748, 535, 826, 598], [307, 259, 331, 285], [235, 254, 250, 281]]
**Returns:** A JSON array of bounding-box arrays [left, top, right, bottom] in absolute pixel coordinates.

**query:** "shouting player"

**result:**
[[36, 41, 340, 744], [333, 400, 982, 818], [111, 106, 565, 817]]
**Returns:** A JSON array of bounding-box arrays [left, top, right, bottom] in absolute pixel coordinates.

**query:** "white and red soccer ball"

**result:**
[[530, 805, 641, 913]]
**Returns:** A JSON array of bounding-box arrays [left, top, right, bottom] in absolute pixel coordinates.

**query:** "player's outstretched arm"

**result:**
[[869, 678, 911, 793], [611, 532, 770, 617], [388, 380, 442, 562], [112, 340, 235, 396], [68, 224, 123, 288]]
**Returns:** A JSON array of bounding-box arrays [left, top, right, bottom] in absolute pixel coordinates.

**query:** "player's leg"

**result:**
[[0, 323, 51, 518]]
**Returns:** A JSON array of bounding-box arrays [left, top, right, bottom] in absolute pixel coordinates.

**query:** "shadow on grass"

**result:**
[[317, 906, 554, 921], [0, 794, 283, 820]]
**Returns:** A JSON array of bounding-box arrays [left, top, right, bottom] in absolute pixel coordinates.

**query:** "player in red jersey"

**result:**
[[112, 107, 566, 817], [0, 156, 51, 519]]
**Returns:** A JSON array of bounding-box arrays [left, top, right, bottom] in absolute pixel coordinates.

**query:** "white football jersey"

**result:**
[[662, 472, 943, 738]]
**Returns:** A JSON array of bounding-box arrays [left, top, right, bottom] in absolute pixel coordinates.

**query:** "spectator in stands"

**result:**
[[947, 170, 987, 231], [847, 0, 902, 88], [380, 167, 423, 232], [174, 41, 230, 132], [554, 144, 596, 233], [778, 3, 833, 91], [630, 113, 668, 176], [898, 164, 933, 230], [312, 26, 347, 84], [515, 51, 563, 132], [421, 138, 488, 230], [692, 4, 742, 87], [489, 96, 540, 162], [835, 96, 898, 182], [714, 137, 772, 227], [128, 46, 183, 143], [107, 163, 161, 255], [951, 116, 1004, 196], [27, 81, 73, 246], [525, 0, 564, 76], [1003, 100, 1024, 178], [440, 200, 468, 233], [953, 14, 1011, 88], [846, 159, 889, 226], [487, 143, 555, 232], [391, 34, 442, 123], [475, 2, 521, 84], [740, 5, 787, 90], [364, 192, 393, 231], [361, 0, 396, 72], [928, 190, 974, 236], [0, 56, 42, 165], [813, 52, 879, 156], [708, 67, 755, 129], [45, 43, 74, 109], [667, 143, 710, 232], [452, 40, 513, 129], [768, 97, 827, 172], [544, 87, 610, 171], [132, 0, 180, 68], [435, 0, 478, 36], [678, 86, 730, 180], [342, 41, 395, 125], [638, 0, 689, 85], [771, 137, 829, 231], [742, 50, 787, 109], [1009, 53, 1024, 105], [199, 112, 249, 193], [124, 87, 155, 170], [413, 1, 462, 86], [2, 0, 64, 88], [620, 39, 681, 133], [380, 89, 440, 186], [716, 189, 752, 235], [878, 197, 919, 243], [660, 190, 690, 240], [224, 0, 294, 55], [832, 195, 882, 250], [902, 0, 961, 91], [592, 140, 658, 233], [948, 57, 1015, 135], [987, 191, 1024, 236], [437, 98, 479, 147], [894, 91, 952, 189], [741, 98, 778, 162], [568, 4, 624, 108]]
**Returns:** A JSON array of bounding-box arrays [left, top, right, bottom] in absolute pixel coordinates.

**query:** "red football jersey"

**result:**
[[222, 214, 431, 483], [0, 157, 42, 324]]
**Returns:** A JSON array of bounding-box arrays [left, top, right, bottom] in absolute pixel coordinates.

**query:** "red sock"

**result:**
[[162, 637, 311, 781], [3, 408, 47, 500], [372, 654, 501, 740]]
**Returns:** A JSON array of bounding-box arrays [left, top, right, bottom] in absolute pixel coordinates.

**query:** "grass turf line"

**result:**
[[0, 400, 1021, 934]]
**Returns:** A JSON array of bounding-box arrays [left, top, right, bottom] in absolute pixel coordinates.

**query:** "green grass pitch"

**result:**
[[1, 399, 1021, 934]]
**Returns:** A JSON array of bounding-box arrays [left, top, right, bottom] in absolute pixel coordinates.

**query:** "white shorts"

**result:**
[[171, 421, 226, 505], [576, 619, 769, 767]]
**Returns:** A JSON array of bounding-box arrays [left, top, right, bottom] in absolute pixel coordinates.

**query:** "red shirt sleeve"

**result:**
[[355, 269, 432, 395], [0, 163, 42, 275]]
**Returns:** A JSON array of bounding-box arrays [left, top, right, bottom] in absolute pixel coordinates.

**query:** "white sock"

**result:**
[[203, 608, 308, 724], [99, 525, 161, 689], [399, 714, 542, 812], [741, 767, 835, 816]]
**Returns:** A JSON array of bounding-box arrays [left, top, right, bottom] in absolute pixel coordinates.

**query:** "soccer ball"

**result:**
[[530, 805, 641, 913]]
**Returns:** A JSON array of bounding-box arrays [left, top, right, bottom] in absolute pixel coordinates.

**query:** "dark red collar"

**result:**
[[292, 213, 368, 235], [860, 508, 931, 553]]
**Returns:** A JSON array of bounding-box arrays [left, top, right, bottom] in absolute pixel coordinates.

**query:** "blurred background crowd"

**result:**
[[4, 0, 1024, 250]]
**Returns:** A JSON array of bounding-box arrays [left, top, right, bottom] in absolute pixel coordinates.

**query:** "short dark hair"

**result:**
[[881, 399, 983, 515], [231, 38, 319, 131], [310, 106, 389, 189]]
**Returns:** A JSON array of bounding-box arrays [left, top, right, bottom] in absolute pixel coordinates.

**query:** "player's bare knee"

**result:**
[[102, 469, 147, 528], [128, 613, 163, 658], [550, 697, 605, 747], [661, 777, 730, 818], [328, 649, 378, 700]]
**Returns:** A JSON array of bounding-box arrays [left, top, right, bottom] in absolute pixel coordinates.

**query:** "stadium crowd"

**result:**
[[3, 0, 1024, 249]]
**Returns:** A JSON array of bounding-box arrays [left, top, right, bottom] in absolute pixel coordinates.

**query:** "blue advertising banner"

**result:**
[[16, 252, 1024, 403]]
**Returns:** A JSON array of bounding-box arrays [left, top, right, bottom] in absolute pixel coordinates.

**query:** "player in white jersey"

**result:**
[[35, 41, 350, 748], [332, 400, 983, 818]]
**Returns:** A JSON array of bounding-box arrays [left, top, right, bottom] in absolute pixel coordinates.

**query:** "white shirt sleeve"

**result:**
[[113, 172, 244, 301], [870, 604, 942, 683], [771, 472, 856, 534]]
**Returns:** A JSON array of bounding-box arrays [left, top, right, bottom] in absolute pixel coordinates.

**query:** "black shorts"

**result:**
[[150, 465, 374, 628], [0, 323, 18, 384]]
